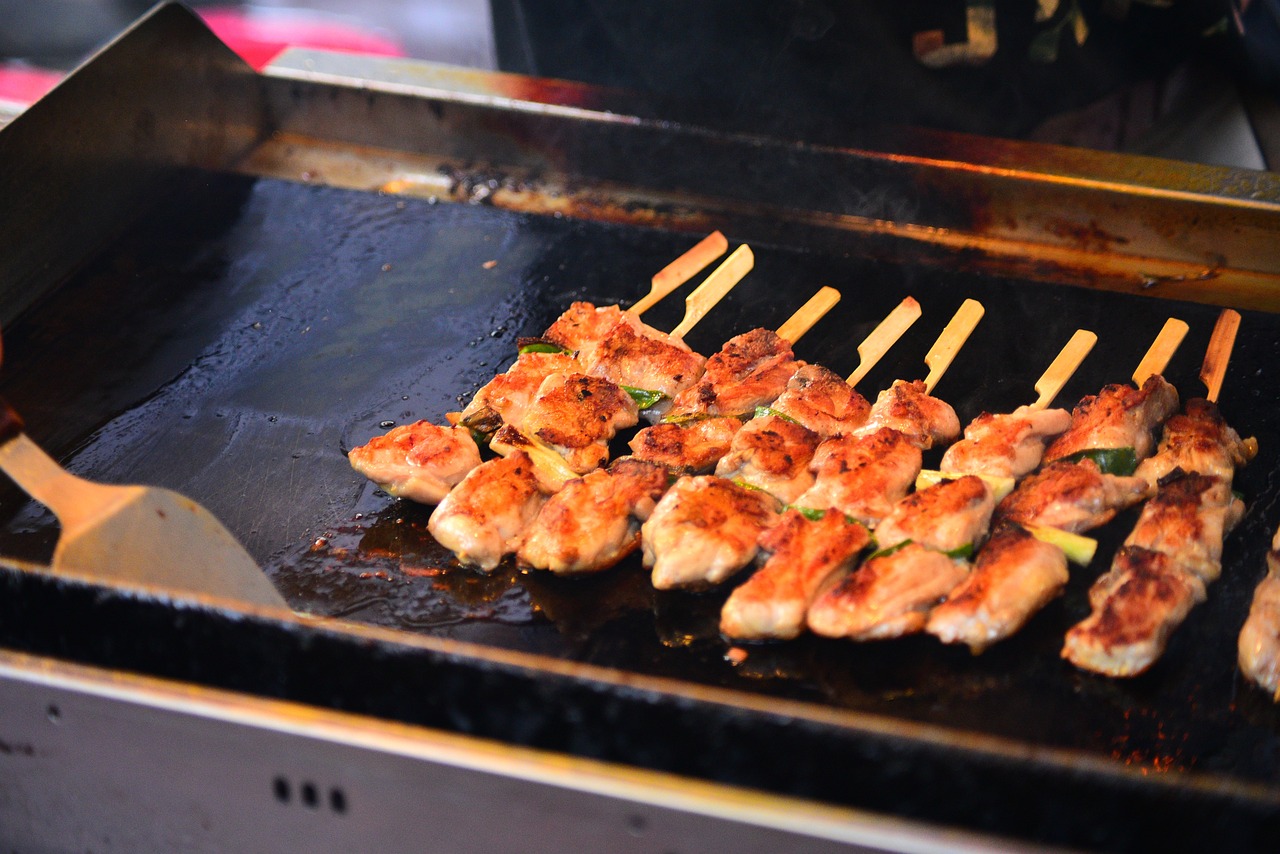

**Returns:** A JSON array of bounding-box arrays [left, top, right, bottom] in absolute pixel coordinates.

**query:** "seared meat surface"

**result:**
[[628, 416, 743, 474], [720, 508, 870, 641], [1134, 397, 1257, 488], [518, 458, 670, 575], [1043, 375, 1179, 464], [665, 328, 801, 420], [520, 373, 639, 473], [1239, 527, 1280, 701], [852, 379, 961, 450], [458, 350, 581, 434], [713, 414, 821, 504], [872, 475, 997, 555], [347, 420, 482, 505], [939, 405, 1072, 479], [994, 458, 1150, 533], [642, 475, 781, 590], [769, 364, 871, 438], [926, 523, 1069, 652], [428, 451, 547, 571], [582, 319, 706, 406], [792, 427, 924, 528], [807, 542, 968, 640]]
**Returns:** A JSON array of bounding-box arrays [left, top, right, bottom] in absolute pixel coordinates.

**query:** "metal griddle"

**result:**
[[3, 4, 1280, 851]]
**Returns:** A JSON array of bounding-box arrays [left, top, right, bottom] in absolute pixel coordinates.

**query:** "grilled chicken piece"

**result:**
[[1062, 546, 1207, 677], [807, 542, 968, 640], [348, 421, 482, 505], [1123, 472, 1243, 583], [518, 458, 670, 575], [851, 379, 961, 450], [628, 416, 743, 474], [1134, 398, 1258, 488], [582, 320, 706, 409], [1238, 527, 1280, 700], [1043, 375, 1179, 464], [520, 373, 639, 473], [642, 475, 781, 590], [714, 414, 821, 504], [428, 451, 546, 571], [994, 458, 1151, 534], [792, 427, 923, 528], [720, 508, 870, 640], [540, 301, 629, 361], [665, 328, 801, 420], [458, 351, 581, 434], [926, 523, 1069, 652], [769, 364, 871, 438], [939, 405, 1072, 479], [872, 475, 997, 555]]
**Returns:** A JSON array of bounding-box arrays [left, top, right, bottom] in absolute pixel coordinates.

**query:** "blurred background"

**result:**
[[2, 0, 1279, 169]]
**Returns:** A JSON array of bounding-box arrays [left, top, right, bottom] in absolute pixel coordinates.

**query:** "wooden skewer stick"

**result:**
[[1030, 329, 1097, 410], [846, 297, 922, 387], [1132, 317, 1189, 387], [670, 244, 754, 340], [776, 286, 841, 344], [922, 298, 985, 394], [630, 231, 729, 316], [1200, 308, 1240, 404]]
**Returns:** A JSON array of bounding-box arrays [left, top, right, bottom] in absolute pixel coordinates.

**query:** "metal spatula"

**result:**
[[0, 375, 289, 610]]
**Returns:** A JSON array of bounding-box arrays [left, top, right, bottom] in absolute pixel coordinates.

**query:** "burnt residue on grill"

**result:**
[[2, 173, 1280, 847]]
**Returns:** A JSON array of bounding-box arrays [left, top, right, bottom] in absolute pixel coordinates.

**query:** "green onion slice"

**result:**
[[1024, 524, 1098, 566], [753, 405, 800, 425], [622, 386, 668, 410], [517, 340, 571, 356], [1060, 447, 1139, 477]]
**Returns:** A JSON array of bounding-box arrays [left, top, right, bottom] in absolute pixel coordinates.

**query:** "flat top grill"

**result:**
[[3, 6, 1280, 851]]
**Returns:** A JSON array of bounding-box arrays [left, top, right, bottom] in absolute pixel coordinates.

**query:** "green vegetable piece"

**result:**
[[944, 543, 974, 560], [868, 539, 913, 560], [622, 386, 668, 410], [753, 405, 800, 425], [1025, 524, 1098, 566], [518, 341, 571, 355], [1061, 447, 1139, 477]]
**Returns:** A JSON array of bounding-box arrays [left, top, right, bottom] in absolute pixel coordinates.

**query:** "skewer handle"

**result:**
[[1132, 317, 1189, 387], [776, 286, 841, 344], [1200, 308, 1240, 403], [1030, 329, 1097, 410], [846, 296, 922, 386], [922, 298, 984, 393], [670, 244, 754, 339], [630, 231, 729, 316]]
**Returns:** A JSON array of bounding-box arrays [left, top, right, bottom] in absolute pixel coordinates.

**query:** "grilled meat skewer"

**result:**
[[1239, 525, 1280, 701]]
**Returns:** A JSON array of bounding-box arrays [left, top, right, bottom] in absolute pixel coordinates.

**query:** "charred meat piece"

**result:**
[[642, 475, 781, 590], [628, 416, 743, 474], [458, 350, 581, 434], [926, 523, 1069, 653], [994, 458, 1151, 534], [347, 420, 482, 505], [520, 373, 639, 473], [769, 364, 871, 438], [518, 458, 670, 575], [665, 328, 801, 420], [807, 542, 968, 640], [1062, 546, 1207, 677], [720, 508, 870, 641], [428, 451, 546, 571], [581, 319, 706, 409], [714, 414, 821, 504], [539, 300, 628, 360], [872, 475, 997, 556], [1134, 397, 1258, 488], [939, 405, 1072, 479], [1043, 375, 1179, 465], [792, 427, 923, 528], [1123, 472, 1244, 583], [852, 379, 961, 450], [1238, 526, 1280, 701]]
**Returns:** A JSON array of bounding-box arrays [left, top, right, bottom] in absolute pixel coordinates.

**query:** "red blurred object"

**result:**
[[198, 6, 406, 71], [0, 65, 61, 107], [0, 6, 407, 111]]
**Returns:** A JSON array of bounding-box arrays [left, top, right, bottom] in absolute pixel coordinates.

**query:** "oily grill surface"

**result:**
[[5, 174, 1280, 787]]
